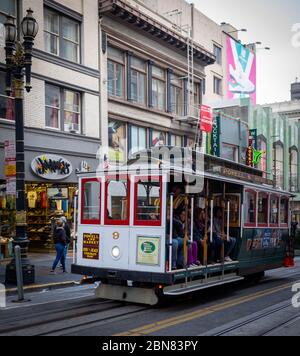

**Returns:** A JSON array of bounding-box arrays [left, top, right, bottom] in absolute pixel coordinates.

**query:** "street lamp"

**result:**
[[5, 9, 39, 285]]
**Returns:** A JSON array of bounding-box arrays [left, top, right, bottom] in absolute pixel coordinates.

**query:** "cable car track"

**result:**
[[0, 300, 150, 336], [210, 301, 299, 336]]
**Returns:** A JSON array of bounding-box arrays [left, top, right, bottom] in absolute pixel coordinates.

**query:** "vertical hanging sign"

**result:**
[[211, 116, 221, 157], [200, 105, 213, 133]]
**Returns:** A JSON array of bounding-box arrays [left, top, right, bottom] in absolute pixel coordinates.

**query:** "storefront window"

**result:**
[[130, 125, 147, 154], [107, 47, 125, 98], [0, 182, 15, 259], [270, 195, 279, 225], [152, 66, 166, 111], [151, 131, 166, 147], [135, 178, 161, 225], [131, 57, 146, 105], [280, 197, 289, 225], [108, 120, 127, 164], [244, 190, 256, 225], [290, 149, 298, 193], [258, 192, 268, 225], [222, 143, 238, 162], [170, 74, 183, 116], [81, 180, 101, 224], [274, 143, 284, 189], [106, 178, 129, 224], [0, 72, 15, 121]]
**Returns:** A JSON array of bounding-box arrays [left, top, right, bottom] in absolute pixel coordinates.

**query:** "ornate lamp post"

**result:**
[[5, 9, 39, 285]]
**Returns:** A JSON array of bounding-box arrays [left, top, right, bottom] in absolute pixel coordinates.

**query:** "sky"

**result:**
[[189, 0, 300, 104]]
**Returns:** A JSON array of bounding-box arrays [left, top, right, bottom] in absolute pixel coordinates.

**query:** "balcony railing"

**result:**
[[0, 94, 15, 121]]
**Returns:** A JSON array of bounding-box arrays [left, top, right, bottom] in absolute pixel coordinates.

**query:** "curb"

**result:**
[[5, 281, 80, 296]]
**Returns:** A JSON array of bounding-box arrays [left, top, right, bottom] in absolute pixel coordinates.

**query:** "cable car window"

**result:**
[[270, 195, 279, 225], [106, 178, 129, 224], [135, 177, 162, 225], [258, 193, 268, 225], [280, 197, 289, 225], [244, 190, 256, 225], [81, 179, 101, 224]]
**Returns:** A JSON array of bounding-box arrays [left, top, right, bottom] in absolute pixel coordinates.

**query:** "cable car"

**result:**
[[72, 148, 294, 305]]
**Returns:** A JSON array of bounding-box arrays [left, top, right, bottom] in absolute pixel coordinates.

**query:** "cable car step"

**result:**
[[163, 274, 244, 296]]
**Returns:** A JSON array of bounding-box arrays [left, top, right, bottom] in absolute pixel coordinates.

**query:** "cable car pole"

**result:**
[[184, 194, 189, 286]]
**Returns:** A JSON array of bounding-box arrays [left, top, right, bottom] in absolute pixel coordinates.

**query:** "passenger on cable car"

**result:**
[[193, 208, 214, 264], [176, 210, 201, 267], [212, 207, 237, 263], [172, 185, 186, 216], [166, 207, 184, 270]]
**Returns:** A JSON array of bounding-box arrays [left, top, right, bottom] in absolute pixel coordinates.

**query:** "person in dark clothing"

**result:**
[[60, 216, 71, 265], [51, 219, 67, 274]]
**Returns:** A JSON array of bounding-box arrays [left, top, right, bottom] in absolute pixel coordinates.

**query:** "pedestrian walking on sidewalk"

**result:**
[[51, 219, 67, 274], [60, 216, 71, 268]]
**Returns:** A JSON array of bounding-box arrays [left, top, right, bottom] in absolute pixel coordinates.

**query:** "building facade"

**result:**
[[0, 0, 101, 252]]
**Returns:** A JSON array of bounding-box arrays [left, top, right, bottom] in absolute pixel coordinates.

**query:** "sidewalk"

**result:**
[[0, 253, 83, 294]]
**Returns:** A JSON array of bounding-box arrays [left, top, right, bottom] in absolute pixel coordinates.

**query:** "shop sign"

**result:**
[[137, 236, 160, 266], [31, 155, 73, 180], [4, 141, 16, 161], [200, 105, 213, 133], [82, 233, 100, 260], [211, 116, 221, 157], [249, 129, 257, 149]]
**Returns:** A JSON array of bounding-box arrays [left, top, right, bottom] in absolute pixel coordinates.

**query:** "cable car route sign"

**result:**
[[82, 233, 100, 260]]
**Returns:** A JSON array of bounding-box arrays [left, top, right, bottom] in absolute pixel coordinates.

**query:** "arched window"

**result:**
[[257, 136, 267, 178], [290, 148, 298, 193], [273, 142, 284, 189]]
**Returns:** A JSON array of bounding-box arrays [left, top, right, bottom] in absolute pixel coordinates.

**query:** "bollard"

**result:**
[[14, 246, 24, 302]]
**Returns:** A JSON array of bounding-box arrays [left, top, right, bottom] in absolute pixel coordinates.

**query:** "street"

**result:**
[[1, 258, 299, 337]]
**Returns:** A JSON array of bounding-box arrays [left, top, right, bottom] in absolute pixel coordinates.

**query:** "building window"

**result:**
[[274, 143, 284, 189], [64, 90, 81, 133], [257, 136, 267, 178], [151, 131, 166, 147], [0, 72, 15, 121], [45, 84, 81, 133], [131, 56, 146, 105], [107, 47, 125, 98], [44, 8, 80, 63], [108, 120, 127, 164], [130, 125, 147, 154], [213, 44, 222, 65], [290, 148, 298, 193], [170, 74, 183, 116], [152, 66, 166, 111], [213, 76, 222, 95], [0, 0, 16, 24], [170, 134, 182, 147], [222, 143, 238, 162]]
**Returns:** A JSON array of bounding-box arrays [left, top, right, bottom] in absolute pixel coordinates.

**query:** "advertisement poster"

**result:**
[[247, 229, 283, 251], [82, 233, 100, 260], [227, 37, 257, 104], [137, 236, 160, 266]]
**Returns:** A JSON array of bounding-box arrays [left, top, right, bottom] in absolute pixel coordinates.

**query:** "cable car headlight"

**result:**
[[112, 246, 121, 259]]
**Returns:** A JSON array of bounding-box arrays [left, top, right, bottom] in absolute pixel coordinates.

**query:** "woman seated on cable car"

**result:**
[[166, 207, 184, 270]]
